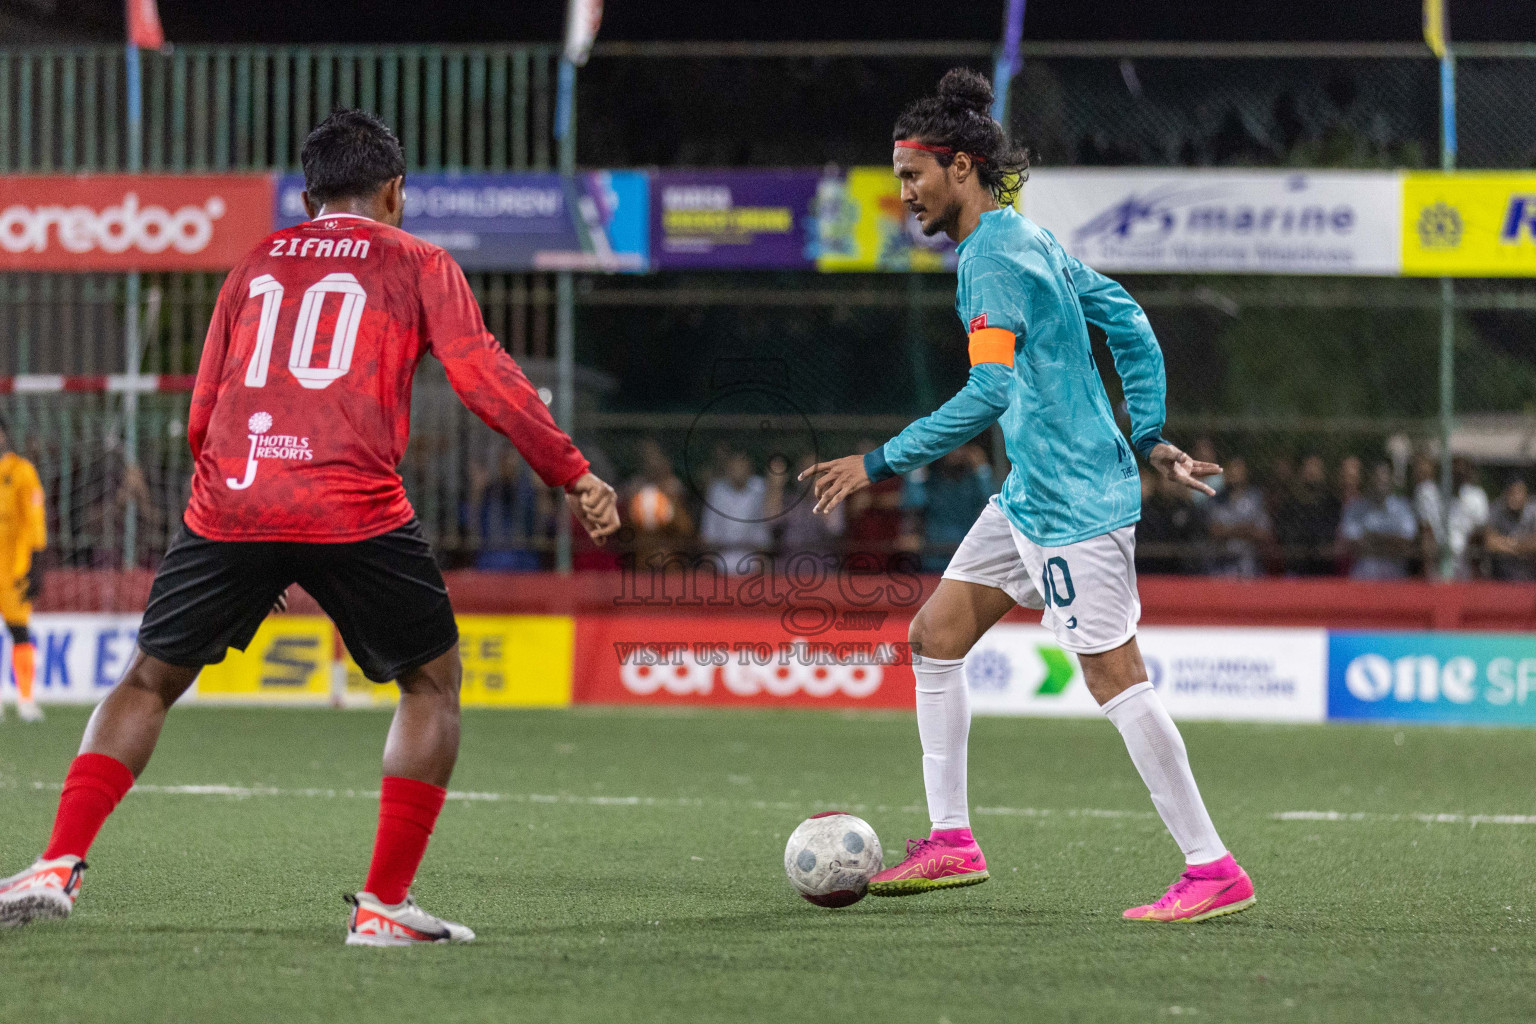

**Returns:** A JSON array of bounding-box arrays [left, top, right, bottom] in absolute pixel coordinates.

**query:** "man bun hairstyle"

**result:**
[[893, 67, 1029, 207], [301, 108, 406, 207]]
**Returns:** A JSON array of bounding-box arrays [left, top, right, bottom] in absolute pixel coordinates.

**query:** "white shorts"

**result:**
[[941, 496, 1141, 655]]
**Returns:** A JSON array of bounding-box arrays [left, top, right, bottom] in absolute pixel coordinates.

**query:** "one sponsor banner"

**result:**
[[572, 613, 916, 709], [338, 614, 575, 708], [275, 171, 649, 272], [651, 169, 821, 269], [815, 166, 965, 272], [0, 174, 275, 271], [1025, 169, 1403, 276], [0, 614, 143, 704], [1328, 631, 1536, 726], [1402, 173, 1536, 277], [966, 625, 1328, 722], [195, 616, 334, 703]]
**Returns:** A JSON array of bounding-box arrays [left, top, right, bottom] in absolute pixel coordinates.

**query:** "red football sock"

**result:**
[[43, 753, 135, 860], [363, 776, 447, 905]]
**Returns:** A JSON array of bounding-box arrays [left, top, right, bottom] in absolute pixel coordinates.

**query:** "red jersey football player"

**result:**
[[0, 110, 620, 944]]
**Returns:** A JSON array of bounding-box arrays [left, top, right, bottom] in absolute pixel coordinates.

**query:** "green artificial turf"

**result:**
[[1, 706, 1533, 1023]]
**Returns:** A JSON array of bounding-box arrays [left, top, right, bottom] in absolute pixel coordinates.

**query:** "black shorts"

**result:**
[[138, 518, 459, 683]]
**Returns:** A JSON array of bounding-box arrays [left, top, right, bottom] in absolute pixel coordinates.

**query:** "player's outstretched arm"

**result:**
[[422, 251, 595, 485], [1149, 441, 1222, 497], [799, 361, 1011, 515]]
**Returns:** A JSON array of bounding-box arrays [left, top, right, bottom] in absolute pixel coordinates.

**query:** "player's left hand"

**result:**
[[566, 472, 621, 545], [798, 454, 871, 515], [1150, 442, 1222, 497]]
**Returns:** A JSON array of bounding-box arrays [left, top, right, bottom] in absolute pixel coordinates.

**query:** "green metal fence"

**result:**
[[0, 44, 561, 172]]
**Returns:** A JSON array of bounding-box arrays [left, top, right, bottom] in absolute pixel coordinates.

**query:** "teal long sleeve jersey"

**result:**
[[863, 206, 1168, 548]]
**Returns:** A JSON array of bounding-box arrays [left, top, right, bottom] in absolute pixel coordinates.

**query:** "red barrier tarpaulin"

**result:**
[[572, 613, 918, 709], [0, 175, 274, 271]]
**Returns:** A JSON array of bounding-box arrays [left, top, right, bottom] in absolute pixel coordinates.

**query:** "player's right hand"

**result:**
[[566, 472, 621, 545], [798, 453, 872, 515]]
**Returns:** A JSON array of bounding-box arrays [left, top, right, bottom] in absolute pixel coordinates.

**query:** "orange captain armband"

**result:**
[[967, 327, 1016, 367]]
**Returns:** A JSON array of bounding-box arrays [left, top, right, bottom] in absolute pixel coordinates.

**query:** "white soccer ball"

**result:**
[[783, 812, 883, 908]]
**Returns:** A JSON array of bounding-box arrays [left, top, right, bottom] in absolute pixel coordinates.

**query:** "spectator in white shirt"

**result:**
[[700, 450, 771, 575]]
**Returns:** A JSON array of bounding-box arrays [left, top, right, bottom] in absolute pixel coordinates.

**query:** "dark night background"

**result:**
[[2, 0, 1535, 43]]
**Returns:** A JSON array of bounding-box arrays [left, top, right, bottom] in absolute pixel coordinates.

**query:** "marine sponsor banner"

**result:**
[[572, 613, 916, 709], [1401, 173, 1536, 277], [194, 616, 334, 703], [965, 625, 1328, 722], [338, 614, 575, 708], [650, 169, 820, 269], [0, 174, 275, 271], [1024, 169, 1402, 276], [275, 171, 649, 272], [1328, 631, 1536, 726]]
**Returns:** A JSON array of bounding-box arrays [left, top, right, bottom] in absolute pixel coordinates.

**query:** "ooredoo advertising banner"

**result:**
[[572, 613, 916, 709], [650, 170, 820, 269], [1024, 169, 1403, 276], [1328, 631, 1536, 726], [0, 174, 276, 271], [966, 625, 1328, 722], [275, 171, 649, 272]]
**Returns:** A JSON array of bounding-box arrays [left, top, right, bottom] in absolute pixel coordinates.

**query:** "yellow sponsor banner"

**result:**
[[1403, 173, 1536, 276], [340, 614, 574, 709], [195, 615, 333, 703], [816, 166, 954, 273]]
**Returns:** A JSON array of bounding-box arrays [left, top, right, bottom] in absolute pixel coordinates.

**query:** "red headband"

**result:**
[[895, 140, 987, 163]]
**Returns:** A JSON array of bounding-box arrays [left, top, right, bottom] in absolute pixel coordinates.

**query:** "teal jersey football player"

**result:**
[[802, 68, 1255, 923]]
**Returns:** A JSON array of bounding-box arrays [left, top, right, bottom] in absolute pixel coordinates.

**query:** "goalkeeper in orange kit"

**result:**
[[0, 418, 46, 723]]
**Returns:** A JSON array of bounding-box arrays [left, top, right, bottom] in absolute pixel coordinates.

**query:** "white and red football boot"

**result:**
[[344, 892, 475, 946], [0, 856, 86, 927]]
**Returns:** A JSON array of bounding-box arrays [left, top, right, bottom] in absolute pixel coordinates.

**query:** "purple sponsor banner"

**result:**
[[651, 169, 820, 269]]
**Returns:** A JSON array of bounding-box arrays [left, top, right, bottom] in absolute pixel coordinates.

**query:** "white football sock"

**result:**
[[914, 654, 971, 831], [1102, 681, 1226, 865]]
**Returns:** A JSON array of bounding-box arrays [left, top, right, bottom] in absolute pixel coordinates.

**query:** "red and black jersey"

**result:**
[[184, 213, 589, 543]]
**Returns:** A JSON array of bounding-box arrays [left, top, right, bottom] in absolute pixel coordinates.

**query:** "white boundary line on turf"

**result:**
[[25, 782, 1535, 825], [24, 780, 1156, 818], [1274, 810, 1536, 826]]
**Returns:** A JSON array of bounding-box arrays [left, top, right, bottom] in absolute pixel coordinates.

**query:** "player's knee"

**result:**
[[909, 608, 969, 661], [8, 623, 30, 646], [397, 653, 462, 702]]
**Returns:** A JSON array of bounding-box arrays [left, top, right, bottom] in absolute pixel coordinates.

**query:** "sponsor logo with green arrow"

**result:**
[[1034, 645, 1076, 696]]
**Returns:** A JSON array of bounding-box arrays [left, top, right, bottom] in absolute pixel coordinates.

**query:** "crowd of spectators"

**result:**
[[451, 434, 1536, 582], [1141, 445, 1536, 582]]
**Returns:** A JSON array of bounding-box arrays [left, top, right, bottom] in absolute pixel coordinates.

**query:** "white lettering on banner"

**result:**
[[1345, 653, 1530, 706], [618, 642, 886, 700], [662, 186, 732, 211], [0, 194, 225, 256], [965, 625, 1328, 723], [1023, 170, 1402, 276]]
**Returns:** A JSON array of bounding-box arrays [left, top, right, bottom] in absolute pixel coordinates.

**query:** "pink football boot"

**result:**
[[1123, 853, 1255, 923], [867, 827, 989, 897]]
